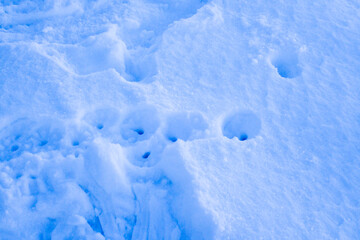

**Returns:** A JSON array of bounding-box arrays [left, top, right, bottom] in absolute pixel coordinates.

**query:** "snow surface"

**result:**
[[0, 0, 360, 239]]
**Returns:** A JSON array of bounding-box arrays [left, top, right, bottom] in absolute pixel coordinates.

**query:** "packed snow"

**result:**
[[0, 0, 359, 239]]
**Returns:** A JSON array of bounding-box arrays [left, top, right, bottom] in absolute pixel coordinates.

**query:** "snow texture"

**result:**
[[0, 0, 360, 239]]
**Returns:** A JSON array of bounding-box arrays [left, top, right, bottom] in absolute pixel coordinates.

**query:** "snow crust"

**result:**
[[0, 0, 359, 239]]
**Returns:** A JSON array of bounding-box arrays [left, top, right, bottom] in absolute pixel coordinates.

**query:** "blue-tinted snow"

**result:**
[[0, 0, 359, 239]]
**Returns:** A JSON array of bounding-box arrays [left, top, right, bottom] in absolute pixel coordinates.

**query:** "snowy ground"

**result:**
[[0, 0, 360, 239]]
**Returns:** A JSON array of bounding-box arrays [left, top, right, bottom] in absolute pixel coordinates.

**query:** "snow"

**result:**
[[0, 0, 360, 239]]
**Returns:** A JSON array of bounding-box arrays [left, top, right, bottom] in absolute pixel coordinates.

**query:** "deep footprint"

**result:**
[[222, 111, 261, 141], [142, 152, 151, 159], [121, 106, 160, 143], [123, 0, 208, 82], [164, 112, 208, 142], [271, 50, 302, 78]]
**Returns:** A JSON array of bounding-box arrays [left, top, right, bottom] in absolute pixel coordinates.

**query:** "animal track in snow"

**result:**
[[126, 136, 166, 168], [11, 145, 19, 152], [34, 120, 65, 150], [164, 112, 208, 142], [121, 105, 160, 143], [83, 107, 124, 143], [122, 0, 208, 82], [142, 151, 151, 159], [168, 136, 178, 142], [134, 128, 144, 135], [61, 27, 128, 76], [84, 107, 120, 132], [124, 51, 158, 82], [222, 111, 261, 141], [0, 107, 214, 238], [0, 118, 65, 161], [271, 50, 302, 78]]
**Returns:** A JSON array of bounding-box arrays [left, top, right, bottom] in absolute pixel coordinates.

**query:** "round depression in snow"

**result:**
[[164, 111, 208, 142], [271, 50, 302, 79], [121, 105, 160, 143], [222, 111, 261, 141]]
